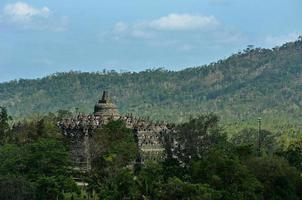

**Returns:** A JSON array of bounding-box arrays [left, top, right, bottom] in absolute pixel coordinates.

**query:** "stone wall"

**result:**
[[58, 114, 172, 170]]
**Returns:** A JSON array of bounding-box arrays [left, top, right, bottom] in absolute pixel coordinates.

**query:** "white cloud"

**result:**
[[178, 44, 193, 52], [265, 32, 300, 47], [146, 13, 219, 31], [131, 30, 154, 39], [3, 2, 50, 22], [1, 2, 68, 32], [113, 22, 128, 33], [100, 13, 245, 53], [107, 13, 220, 42], [110, 21, 156, 40]]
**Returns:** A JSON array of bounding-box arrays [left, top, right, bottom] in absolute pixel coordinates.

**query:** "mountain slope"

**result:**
[[1, 38, 302, 124]]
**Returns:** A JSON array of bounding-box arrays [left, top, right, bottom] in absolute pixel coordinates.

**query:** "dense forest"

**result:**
[[1, 37, 302, 131], [1, 107, 302, 200]]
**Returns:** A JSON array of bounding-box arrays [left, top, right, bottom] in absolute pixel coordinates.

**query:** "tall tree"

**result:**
[[89, 120, 138, 194], [170, 114, 227, 165], [0, 107, 11, 144]]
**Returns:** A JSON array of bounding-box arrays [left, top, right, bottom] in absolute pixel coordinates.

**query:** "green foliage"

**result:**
[[0, 176, 36, 200], [0, 138, 78, 200], [35, 176, 78, 200], [99, 114, 302, 200], [158, 177, 220, 200], [246, 156, 302, 200], [88, 120, 138, 194], [10, 113, 62, 144], [1, 103, 302, 199], [0, 107, 11, 144], [189, 150, 263, 200], [135, 161, 165, 199], [99, 162, 221, 200], [1, 38, 302, 130], [231, 128, 276, 155], [23, 139, 71, 179], [172, 114, 227, 164], [279, 139, 302, 171], [99, 169, 138, 200], [160, 114, 302, 200], [90, 120, 137, 172]]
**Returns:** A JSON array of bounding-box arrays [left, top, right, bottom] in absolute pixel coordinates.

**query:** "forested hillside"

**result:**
[[1, 37, 302, 126]]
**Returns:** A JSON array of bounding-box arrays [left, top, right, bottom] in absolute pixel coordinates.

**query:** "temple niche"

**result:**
[[58, 91, 172, 171]]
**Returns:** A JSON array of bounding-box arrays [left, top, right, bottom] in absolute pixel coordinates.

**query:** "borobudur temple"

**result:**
[[58, 91, 173, 171]]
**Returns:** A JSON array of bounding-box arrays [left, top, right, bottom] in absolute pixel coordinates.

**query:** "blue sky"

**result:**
[[0, 0, 301, 82]]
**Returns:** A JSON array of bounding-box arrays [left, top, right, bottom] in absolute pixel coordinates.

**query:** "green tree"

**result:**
[[158, 177, 221, 200], [246, 156, 302, 200], [135, 161, 165, 199], [171, 114, 227, 165], [99, 169, 138, 200], [89, 120, 138, 193], [10, 114, 62, 144], [278, 139, 302, 171], [189, 150, 263, 200], [0, 138, 78, 200], [36, 118, 46, 138], [0, 107, 11, 144], [231, 128, 276, 155], [0, 176, 36, 200]]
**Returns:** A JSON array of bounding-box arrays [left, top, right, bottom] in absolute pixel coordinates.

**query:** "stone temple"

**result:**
[[58, 91, 172, 171]]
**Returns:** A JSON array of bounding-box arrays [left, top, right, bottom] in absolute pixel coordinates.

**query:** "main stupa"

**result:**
[[94, 91, 119, 120]]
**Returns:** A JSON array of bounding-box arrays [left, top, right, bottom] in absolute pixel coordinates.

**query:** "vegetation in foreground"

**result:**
[[1, 106, 302, 199]]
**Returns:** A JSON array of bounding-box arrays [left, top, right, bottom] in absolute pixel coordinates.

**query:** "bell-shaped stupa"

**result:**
[[94, 91, 119, 120]]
